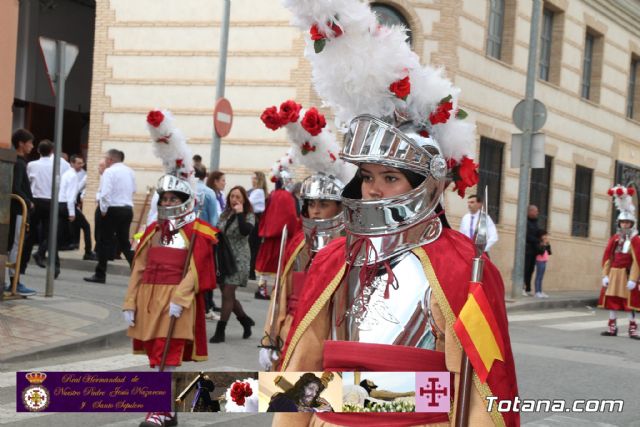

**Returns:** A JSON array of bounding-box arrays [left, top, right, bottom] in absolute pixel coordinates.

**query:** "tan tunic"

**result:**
[[602, 249, 639, 300]]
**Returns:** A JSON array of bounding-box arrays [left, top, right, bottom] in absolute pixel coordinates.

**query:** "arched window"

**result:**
[[370, 3, 412, 46]]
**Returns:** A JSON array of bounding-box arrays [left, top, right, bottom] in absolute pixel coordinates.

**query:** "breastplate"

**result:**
[[155, 226, 188, 250], [331, 251, 436, 350]]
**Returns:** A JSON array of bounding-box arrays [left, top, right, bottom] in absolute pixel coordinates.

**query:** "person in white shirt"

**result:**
[[59, 155, 94, 259], [459, 194, 499, 254], [27, 139, 64, 277], [248, 171, 268, 280], [84, 149, 136, 283]]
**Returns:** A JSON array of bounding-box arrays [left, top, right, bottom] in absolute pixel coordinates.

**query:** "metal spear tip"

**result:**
[[474, 186, 489, 257]]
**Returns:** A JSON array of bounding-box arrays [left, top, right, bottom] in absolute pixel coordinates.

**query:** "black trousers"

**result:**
[[95, 206, 133, 278], [31, 198, 61, 268], [249, 213, 262, 278], [70, 207, 92, 254], [524, 251, 537, 292]]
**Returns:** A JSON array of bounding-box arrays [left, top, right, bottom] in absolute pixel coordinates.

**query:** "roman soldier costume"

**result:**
[[274, 1, 518, 426], [598, 185, 640, 338], [258, 101, 355, 370], [122, 110, 218, 427]]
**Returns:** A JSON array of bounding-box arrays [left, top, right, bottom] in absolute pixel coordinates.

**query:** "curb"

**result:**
[[506, 297, 598, 312], [0, 327, 130, 364], [60, 257, 131, 277]]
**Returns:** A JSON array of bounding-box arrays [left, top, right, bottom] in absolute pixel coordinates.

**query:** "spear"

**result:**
[[455, 186, 488, 427]]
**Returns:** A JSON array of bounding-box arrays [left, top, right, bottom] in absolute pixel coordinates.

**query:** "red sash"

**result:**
[[142, 247, 187, 285]]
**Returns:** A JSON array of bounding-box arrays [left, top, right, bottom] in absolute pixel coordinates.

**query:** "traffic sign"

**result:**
[[214, 98, 233, 138], [38, 37, 78, 97], [512, 99, 547, 132]]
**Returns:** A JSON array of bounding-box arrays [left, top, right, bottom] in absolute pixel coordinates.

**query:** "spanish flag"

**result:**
[[192, 220, 219, 242], [453, 281, 505, 383]]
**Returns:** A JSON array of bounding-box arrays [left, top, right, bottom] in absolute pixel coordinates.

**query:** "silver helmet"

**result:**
[[341, 115, 448, 265], [300, 173, 345, 252], [156, 174, 196, 228]]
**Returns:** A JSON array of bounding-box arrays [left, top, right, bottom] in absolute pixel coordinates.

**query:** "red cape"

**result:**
[[258, 189, 300, 238], [280, 229, 519, 427]]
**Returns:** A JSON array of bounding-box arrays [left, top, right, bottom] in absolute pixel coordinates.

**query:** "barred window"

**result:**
[[572, 165, 592, 237], [371, 3, 412, 46], [478, 137, 504, 223], [539, 9, 554, 81], [486, 0, 505, 59], [529, 156, 553, 230], [628, 57, 639, 119], [581, 33, 594, 99]]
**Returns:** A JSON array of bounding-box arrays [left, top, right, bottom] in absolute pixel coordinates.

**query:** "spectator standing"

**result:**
[[84, 149, 135, 283], [248, 171, 268, 280], [534, 230, 551, 298], [194, 164, 220, 321], [27, 140, 62, 278], [60, 155, 94, 259], [192, 154, 203, 170], [207, 171, 226, 214], [5, 129, 36, 295], [524, 205, 540, 296], [459, 194, 498, 254]]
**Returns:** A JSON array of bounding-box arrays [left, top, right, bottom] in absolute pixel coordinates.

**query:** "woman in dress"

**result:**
[[210, 186, 256, 343]]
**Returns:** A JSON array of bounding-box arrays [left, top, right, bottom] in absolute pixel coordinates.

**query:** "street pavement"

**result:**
[[2, 252, 638, 426]]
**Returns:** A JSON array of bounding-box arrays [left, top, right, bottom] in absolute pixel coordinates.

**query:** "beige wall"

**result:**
[[87, 0, 640, 291], [0, 0, 19, 148]]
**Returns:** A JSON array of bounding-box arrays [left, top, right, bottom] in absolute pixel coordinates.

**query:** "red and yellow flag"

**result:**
[[453, 281, 505, 383]]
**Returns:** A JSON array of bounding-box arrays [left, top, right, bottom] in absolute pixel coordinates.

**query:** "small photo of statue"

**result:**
[[342, 372, 416, 412], [259, 371, 342, 413], [173, 371, 258, 413]]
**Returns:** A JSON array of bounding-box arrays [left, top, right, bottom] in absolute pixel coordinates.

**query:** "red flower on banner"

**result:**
[[301, 141, 316, 155], [451, 156, 479, 198], [616, 187, 625, 196], [389, 76, 411, 100], [230, 381, 253, 406], [261, 106, 282, 131], [628, 187, 636, 196], [278, 100, 302, 124], [301, 107, 326, 136], [147, 110, 164, 128]]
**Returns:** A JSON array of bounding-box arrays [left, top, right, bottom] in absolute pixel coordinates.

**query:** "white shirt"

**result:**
[[248, 188, 265, 213], [59, 168, 86, 216], [27, 155, 69, 199], [459, 211, 499, 252], [99, 162, 136, 213]]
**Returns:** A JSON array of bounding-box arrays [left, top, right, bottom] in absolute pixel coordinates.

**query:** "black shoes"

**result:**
[[209, 321, 227, 343], [238, 316, 255, 339], [83, 252, 97, 261], [33, 253, 46, 268], [84, 275, 105, 284]]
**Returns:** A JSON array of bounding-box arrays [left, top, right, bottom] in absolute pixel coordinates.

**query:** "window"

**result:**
[[486, 0, 505, 59], [539, 9, 554, 81], [478, 137, 504, 223], [572, 165, 593, 237], [581, 29, 603, 101], [529, 156, 553, 230], [628, 57, 640, 119], [371, 3, 412, 45]]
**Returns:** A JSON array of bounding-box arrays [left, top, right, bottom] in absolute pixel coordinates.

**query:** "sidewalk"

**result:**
[[1, 250, 597, 365]]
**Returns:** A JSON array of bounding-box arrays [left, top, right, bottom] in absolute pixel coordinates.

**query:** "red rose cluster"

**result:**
[[608, 186, 636, 196], [429, 100, 453, 125], [260, 100, 302, 131], [300, 107, 326, 136], [389, 76, 411, 100], [147, 110, 165, 128], [449, 156, 479, 197], [230, 381, 253, 406]]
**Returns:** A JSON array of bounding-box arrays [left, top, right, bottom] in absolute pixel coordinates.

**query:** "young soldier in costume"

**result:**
[[257, 101, 355, 370], [599, 185, 640, 338], [122, 110, 218, 427], [274, 1, 518, 426]]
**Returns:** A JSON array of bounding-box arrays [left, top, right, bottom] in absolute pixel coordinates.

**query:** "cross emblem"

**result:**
[[419, 377, 448, 407]]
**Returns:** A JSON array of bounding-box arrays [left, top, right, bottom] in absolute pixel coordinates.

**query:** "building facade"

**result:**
[[7, 0, 640, 292]]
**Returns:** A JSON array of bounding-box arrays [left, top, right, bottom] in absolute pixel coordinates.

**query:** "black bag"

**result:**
[[214, 230, 237, 283]]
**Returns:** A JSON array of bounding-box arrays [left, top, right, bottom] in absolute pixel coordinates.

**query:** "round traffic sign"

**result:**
[[214, 98, 233, 138], [512, 99, 547, 132]]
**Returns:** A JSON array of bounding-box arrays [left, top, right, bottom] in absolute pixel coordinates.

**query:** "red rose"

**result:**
[[300, 107, 326, 136], [301, 141, 317, 155], [628, 187, 636, 196], [453, 156, 479, 198], [429, 101, 453, 125], [389, 76, 411, 100], [329, 22, 343, 37], [278, 100, 302, 124], [616, 187, 625, 196], [419, 130, 430, 138], [309, 22, 343, 41], [607, 188, 615, 196], [147, 110, 164, 128], [260, 106, 282, 131]]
